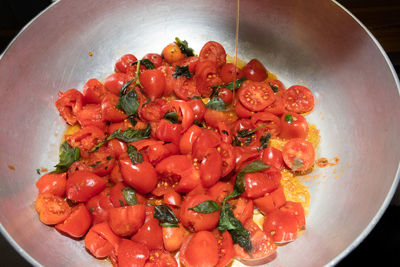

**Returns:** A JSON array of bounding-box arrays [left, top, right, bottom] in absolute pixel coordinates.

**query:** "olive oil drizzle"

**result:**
[[232, 0, 240, 105]]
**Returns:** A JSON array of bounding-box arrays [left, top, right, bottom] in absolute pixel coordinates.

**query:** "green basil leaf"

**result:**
[[258, 132, 272, 151], [116, 89, 139, 116], [232, 136, 242, 146], [193, 120, 204, 127], [205, 97, 226, 111], [234, 160, 270, 196], [284, 113, 293, 123], [269, 82, 279, 93], [154, 205, 179, 226], [119, 79, 135, 96], [160, 222, 179, 228], [36, 168, 41, 175], [52, 141, 80, 173], [122, 187, 138, 205], [175, 37, 194, 57], [164, 112, 179, 124], [189, 96, 202, 99], [119, 199, 125, 207], [213, 77, 247, 91], [172, 65, 193, 78], [131, 59, 155, 70], [292, 157, 305, 171], [114, 123, 151, 143], [128, 115, 138, 127], [127, 145, 144, 165], [230, 228, 252, 253], [189, 200, 220, 213]]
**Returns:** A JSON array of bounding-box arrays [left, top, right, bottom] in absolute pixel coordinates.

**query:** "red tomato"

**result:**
[[170, 100, 194, 131], [104, 73, 128, 95], [263, 209, 298, 243], [242, 59, 268, 82], [188, 98, 206, 121], [142, 53, 163, 68], [180, 194, 220, 232], [195, 60, 219, 97], [192, 129, 221, 159], [85, 188, 114, 224], [199, 41, 226, 68], [200, 148, 223, 188], [179, 124, 202, 155], [157, 65, 176, 97], [66, 171, 107, 202], [280, 112, 308, 139], [208, 182, 233, 203], [119, 152, 158, 194], [217, 122, 232, 144], [55, 89, 84, 125], [163, 189, 182, 207], [179, 231, 219, 267], [238, 80, 275, 111], [117, 239, 149, 267], [76, 104, 107, 130], [268, 79, 286, 96], [204, 108, 234, 129], [173, 56, 199, 74], [144, 142, 179, 165], [107, 139, 127, 159], [284, 85, 314, 113], [231, 197, 254, 224], [234, 220, 276, 260], [241, 168, 281, 199], [162, 43, 185, 64], [218, 88, 233, 104], [55, 203, 92, 238], [253, 185, 286, 214], [282, 138, 315, 171], [101, 93, 128, 122], [85, 222, 121, 258], [280, 201, 306, 229], [145, 250, 178, 267], [162, 224, 186, 252], [174, 77, 200, 100], [220, 63, 243, 83], [250, 111, 281, 137], [83, 78, 107, 104], [155, 119, 183, 146], [140, 69, 166, 101], [140, 99, 168, 122], [234, 100, 253, 119], [87, 148, 115, 176], [35, 193, 71, 225], [260, 146, 284, 170], [107, 119, 135, 135], [65, 125, 105, 151], [234, 146, 260, 171], [265, 94, 286, 115], [36, 172, 66, 197], [115, 54, 137, 73], [110, 164, 123, 184], [108, 204, 146, 236], [214, 230, 235, 267], [156, 155, 201, 193], [109, 182, 146, 208]]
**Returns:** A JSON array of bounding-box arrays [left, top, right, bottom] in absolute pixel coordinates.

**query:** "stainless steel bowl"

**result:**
[[1, 0, 399, 266]]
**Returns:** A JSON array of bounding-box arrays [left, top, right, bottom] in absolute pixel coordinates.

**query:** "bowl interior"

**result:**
[[0, 0, 399, 266]]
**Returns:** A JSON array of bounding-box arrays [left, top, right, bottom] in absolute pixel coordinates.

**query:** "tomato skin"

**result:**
[[282, 138, 315, 171], [108, 204, 146, 236], [251, 111, 281, 137], [83, 78, 107, 104], [163, 189, 182, 207], [260, 146, 284, 170], [115, 54, 137, 73], [140, 98, 168, 122], [263, 209, 298, 243], [110, 164, 123, 184], [145, 142, 179, 166], [110, 182, 146, 208], [217, 122, 232, 144], [36, 172, 66, 197], [280, 201, 306, 229], [234, 101, 253, 119], [241, 169, 281, 199], [55, 89, 84, 125], [35, 193, 71, 225], [55, 203, 92, 238], [200, 148, 223, 188], [173, 56, 199, 74], [192, 129, 221, 159], [170, 100, 194, 131], [284, 85, 314, 113], [117, 239, 149, 267], [162, 43, 185, 64], [140, 69, 166, 101], [85, 222, 121, 258], [220, 63, 243, 83], [155, 119, 183, 146], [218, 88, 233, 104], [162, 224, 186, 252], [107, 119, 134, 135], [208, 182, 233, 203], [199, 41, 227, 68], [179, 231, 220, 267], [253, 185, 286, 214], [242, 59, 268, 82], [66, 171, 107, 202], [188, 98, 206, 121], [280, 112, 308, 139], [142, 53, 163, 68], [119, 153, 158, 194], [76, 104, 107, 130], [101, 93, 128, 122], [145, 249, 178, 267], [85, 188, 114, 224], [180, 194, 221, 232], [265, 94, 286, 115], [107, 139, 127, 159], [104, 73, 128, 95], [157, 65, 176, 97], [234, 146, 260, 171], [238, 80, 275, 112], [214, 230, 235, 267], [204, 107, 236, 129], [195, 59, 219, 97], [179, 124, 202, 155], [231, 197, 254, 225]]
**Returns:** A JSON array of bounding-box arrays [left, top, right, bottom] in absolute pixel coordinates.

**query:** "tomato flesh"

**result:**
[[238, 81, 275, 111]]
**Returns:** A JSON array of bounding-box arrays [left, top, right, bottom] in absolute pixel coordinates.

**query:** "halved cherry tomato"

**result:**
[[157, 65, 176, 97], [117, 239, 149, 267], [195, 60, 219, 97], [109, 182, 146, 207], [188, 98, 206, 122], [140, 69, 166, 101], [55, 89, 84, 125], [107, 119, 135, 135], [110, 164, 123, 184], [140, 99, 168, 122], [83, 78, 107, 104], [200, 148, 223, 188], [173, 56, 199, 74], [280, 112, 308, 139], [86, 148, 115, 176], [218, 121, 232, 144], [234, 146, 260, 171], [104, 73, 128, 95], [130, 206, 163, 250], [218, 88, 233, 105], [65, 125, 105, 152], [108, 204, 146, 236], [174, 77, 200, 100], [268, 79, 286, 96], [284, 85, 314, 113], [115, 54, 137, 73], [250, 111, 281, 137], [265, 94, 286, 115], [162, 224, 186, 252], [85, 188, 114, 224], [280, 201, 306, 229], [170, 100, 194, 131], [230, 197, 254, 224], [192, 129, 221, 159], [214, 230, 235, 267], [180, 194, 220, 232], [241, 168, 281, 199], [179, 124, 202, 155], [85, 222, 121, 258], [179, 231, 219, 267], [204, 108, 236, 129], [263, 208, 298, 243], [107, 139, 127, 159], [253, 185, 286, 214], [144, 142, 179, 165], [163, 189, 182, 207], [76, 104, 107, 130], [155, 119, 183, 146], [242, 59, 268, 82], [101, 93, 128, 122], [36, 172, 66, 197], [220, 63, 243, 83], [35, 193, 71, 225], [282, 138, 315, 171], [162, 43, 185, 64], [145, 249, 178, 267], [55, 203, 92, 238], [260, 146, 284, 170], [66, 170, 107, 202], [119, 152, 158, 194], [234, 100, 253, 119], [208, 182, 233, 204], [142, 53, 163, 68], [199, 41, 226, 68], [238, 80, 275, 111]]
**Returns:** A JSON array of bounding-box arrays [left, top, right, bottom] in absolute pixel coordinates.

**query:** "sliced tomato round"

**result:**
[[282, 138, 315, 171], [238, 81, 275, 111], [199, 41, 226, 68], [284, 85, 314, 113], [35, 193, 71, 225], [250, 111, 281, 137]]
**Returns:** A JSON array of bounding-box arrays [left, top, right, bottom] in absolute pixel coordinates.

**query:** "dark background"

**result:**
[[0, 0, 399, 266]]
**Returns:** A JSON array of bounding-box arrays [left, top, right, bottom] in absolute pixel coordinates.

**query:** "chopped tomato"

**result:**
[[260, 146, 284, 170], [83, 78, 106, 104], [241, 168, 281, 199], [265, 94, 286, 115], [282, 138, 315, 171], [157, 65, 176, 97], [162, 224, 186, 252], [220, 63, 243, 83], [115, 54, 137, 73], [104, 73, 128, 95], [280, 112, 308, 139], [55, 203, 92, 238], [101, 93, 128, 122], [200, 148, 222, 188], [204, 108, 236, 129], [217, 122, 232, 144], [169, 100, 194, 131], [145, 249, 178, 267], [85, 222, 121, 258], [280, 201, 306, 229], [174, 77, 200, 100], [173, 56, 199, 74], [230, 197, 254, 224], [238, 80, 275, 111], [55, 89, 84, 125], [219, 143, 236, 177], [268, 79, 286, 96], [155, 119, 183, 146], [284, 85, 314, 113], [188, 98, 206, 121], [234, 100, 253, 119], [208, 182, 233, 203], [263, 209, 298, 243], [218, 88, 233, 104], [142, 53, 163, 68], [35, 193, 71, 225], [76, 104, 107, 130], [107, 139, 127, 159], [140, 69, 166, 101], [242, 59, 268, 82], [192, 129, 221, 159], [250, 111, 281, 137], [85, 188, 114, 224], [179, 124, 202, 155], [140, 99, 168, 122], [108, 204, 146, 236], [66, 170, 107, 202], [36, 172, 66, 197], [253, 185, 286, 214], [199, 41, 226, 68], [86, 147, 116, 176], [214, 230, 235, 267], [163, 189, 182, 207], [117, 239, 149, 267]]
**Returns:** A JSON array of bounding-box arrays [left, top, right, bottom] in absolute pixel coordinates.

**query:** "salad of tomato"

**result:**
[[35, 38, 318, 266]]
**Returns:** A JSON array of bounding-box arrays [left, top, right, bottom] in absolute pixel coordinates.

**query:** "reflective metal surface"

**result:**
[[0, 0, 399, 266]]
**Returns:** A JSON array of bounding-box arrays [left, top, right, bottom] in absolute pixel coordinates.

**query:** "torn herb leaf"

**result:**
[[119, 79, 134, 96], [164, 112, 179, 124], [175, 37, 194, 57], [127, 145, 144, 165], [212, 77, 247, 91], [131, 59, 155, 70], [154, 205, 179, 227], [269, 82, 279, 93], [284, 113, 293, 123], [122, 187, 138, 205], [52, 141, 80, 173], [258, 132, 271, 151], [173, 65, 193, 78], [116, 89, 139, 116], [189, 200, 220, 213], [205, 97, 226, 111]]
